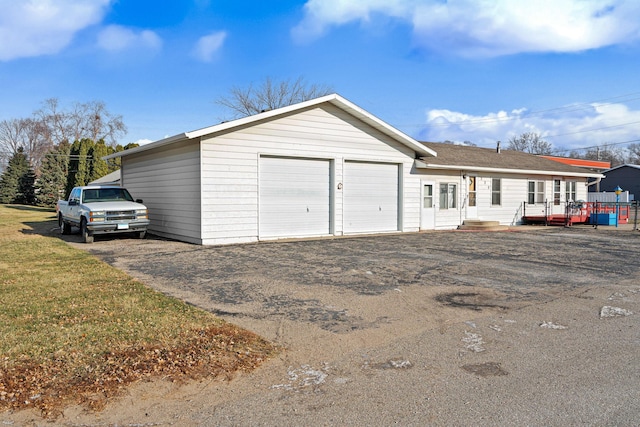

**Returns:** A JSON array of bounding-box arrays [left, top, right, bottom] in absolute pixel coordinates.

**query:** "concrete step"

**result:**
[[459, 219, 509, 231]]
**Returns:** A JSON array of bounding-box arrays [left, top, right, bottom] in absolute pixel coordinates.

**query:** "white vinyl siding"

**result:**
[[120, 139, 202, 243], [259, 157, 331, 238], [415, 172, 587, 228], [343, 161, 399, 233], [199, 104, 419, 244]]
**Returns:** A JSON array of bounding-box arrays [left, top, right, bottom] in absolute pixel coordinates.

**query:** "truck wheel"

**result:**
[[81, 218, 94, 243], [59, 214, 71, 235], [136, 230, 146, 239]]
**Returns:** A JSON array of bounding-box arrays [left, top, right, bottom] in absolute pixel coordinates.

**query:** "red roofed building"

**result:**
[[540, 155, 611, 172]]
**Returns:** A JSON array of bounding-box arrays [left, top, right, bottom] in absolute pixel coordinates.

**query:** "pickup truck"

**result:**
[[57, 185, 150, 243]]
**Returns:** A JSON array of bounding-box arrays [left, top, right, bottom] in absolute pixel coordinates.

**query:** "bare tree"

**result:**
[[1, 99, 127, 173], [507, 132, 553, 155], [0, 118, 24, 166], [34, 98, 127, 147], [583, 143, 626, 167], [216, 77, 333, 119], [0, 118, 50, 171], [627, 143, 640, 164]]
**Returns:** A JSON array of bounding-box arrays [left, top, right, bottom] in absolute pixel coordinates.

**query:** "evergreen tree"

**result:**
[[66, 138, 93, 196], [35, 143, 70, 207], [106, 142, 139, 173], [0, 148, 31, 204], [17, 168, 36, 205], [89, 140, 110, 182]]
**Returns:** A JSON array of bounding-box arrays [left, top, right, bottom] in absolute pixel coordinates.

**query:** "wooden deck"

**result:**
[[523, 202, 630, 226]]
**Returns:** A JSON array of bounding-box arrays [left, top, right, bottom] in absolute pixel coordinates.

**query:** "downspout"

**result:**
[[586, 176, 602, 189]]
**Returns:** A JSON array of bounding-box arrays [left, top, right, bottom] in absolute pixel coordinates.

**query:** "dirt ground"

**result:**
[[4, 225, 640, 426]]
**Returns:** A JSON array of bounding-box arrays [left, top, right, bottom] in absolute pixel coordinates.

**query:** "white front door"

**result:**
[[420, 181, 436, 230]]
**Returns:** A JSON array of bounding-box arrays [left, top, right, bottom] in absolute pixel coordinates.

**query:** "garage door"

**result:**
[[343, 161, 399, 233], [259, 156, 331, 238]]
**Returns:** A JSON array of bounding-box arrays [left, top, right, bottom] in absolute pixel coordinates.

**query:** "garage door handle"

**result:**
[[379, 206, 382, 211], [307, 207, 310, 212]]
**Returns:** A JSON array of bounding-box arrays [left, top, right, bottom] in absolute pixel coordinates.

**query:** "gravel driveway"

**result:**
[[11, 226, 640, 426]]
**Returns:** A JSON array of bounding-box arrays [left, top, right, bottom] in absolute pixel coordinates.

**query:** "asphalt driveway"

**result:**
[[37, 226, 640, 425]]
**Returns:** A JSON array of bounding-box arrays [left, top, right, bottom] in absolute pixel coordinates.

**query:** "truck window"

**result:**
[[83, 188, 135, 203], [71, 188, 81, 202], [83, 189, 99, 202]]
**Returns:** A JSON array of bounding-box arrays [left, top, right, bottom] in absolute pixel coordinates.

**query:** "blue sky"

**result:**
[[1, 0, 640, 154]]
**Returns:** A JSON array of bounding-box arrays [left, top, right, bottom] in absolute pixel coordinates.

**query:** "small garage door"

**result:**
[[259, 156, 331, 238], [343, 161, 399, 233]]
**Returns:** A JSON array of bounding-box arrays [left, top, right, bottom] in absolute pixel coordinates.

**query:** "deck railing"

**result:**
[[522, 201, 631, 226]]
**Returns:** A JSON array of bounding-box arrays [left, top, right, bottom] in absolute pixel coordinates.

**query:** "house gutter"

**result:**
[[585, 176, 602, 187], [103, 133, 190, 160], [414, 160, 604, 179]]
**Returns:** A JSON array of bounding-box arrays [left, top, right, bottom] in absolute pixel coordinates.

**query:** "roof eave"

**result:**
[[103, 133, 190, 160], [415, 161, 604, 178]]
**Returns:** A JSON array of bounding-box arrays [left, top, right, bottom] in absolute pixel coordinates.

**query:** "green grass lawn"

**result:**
[[0, 205, 277, 417]]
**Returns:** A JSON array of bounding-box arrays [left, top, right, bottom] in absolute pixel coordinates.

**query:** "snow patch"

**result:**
[[608, 292, 626, 301], [540, 321, 567, 330], [270, 364, 329, 390], [389, 360, 412, 369], [600, 306, 633, 318], [462, 331, 485, 353]]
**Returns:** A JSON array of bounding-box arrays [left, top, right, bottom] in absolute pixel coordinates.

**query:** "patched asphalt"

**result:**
[[32, 225, 640, 425]]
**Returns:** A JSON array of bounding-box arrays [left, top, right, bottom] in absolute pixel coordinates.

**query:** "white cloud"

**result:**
[[0, 0, 111, 61], [419, 102, 640, 151], [97, 25, 162, 53], [293, 0, 640, 57], [193, 31, 227, 62]]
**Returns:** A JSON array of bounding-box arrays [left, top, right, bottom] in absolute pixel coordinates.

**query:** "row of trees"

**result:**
[[506, 132, 640, 166], [0, 99, 134, 207], [0, 98, 127, 173], [0, 138, 136, 206]]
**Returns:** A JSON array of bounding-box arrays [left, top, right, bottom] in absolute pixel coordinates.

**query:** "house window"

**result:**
[[566, 181, 577, 203], [423, 184, 433, 208], [491, 178, 501, 206], [553, 179, 561, 206], [468, 176, 476, 207], [439, 183, 457, 209], [528, 181, 545, 204]]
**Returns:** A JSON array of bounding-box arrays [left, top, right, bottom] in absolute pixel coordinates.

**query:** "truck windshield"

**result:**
[[83, 188, 135, 203]]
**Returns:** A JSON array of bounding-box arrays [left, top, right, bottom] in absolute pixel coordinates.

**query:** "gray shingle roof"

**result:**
[[420, 142, 600, 176]]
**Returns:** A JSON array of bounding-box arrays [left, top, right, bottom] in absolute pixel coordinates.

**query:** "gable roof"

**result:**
[[602, 164, 640, 173], [105, 94, 437, 160], [89, 169, 121, 185], [416, 142, 603, 178]]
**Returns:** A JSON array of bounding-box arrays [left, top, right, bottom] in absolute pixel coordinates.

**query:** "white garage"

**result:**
[[106, 94, 437, 245], [259, 156, 332, 239], [343, 161, 399, 233]]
